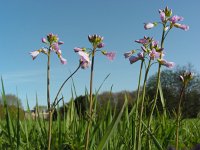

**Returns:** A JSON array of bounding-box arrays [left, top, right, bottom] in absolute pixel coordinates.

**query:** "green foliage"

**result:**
[[146, 64, 200, 118]]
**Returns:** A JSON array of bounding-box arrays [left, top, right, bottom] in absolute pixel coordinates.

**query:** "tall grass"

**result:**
[[1, 78, 200, 150]]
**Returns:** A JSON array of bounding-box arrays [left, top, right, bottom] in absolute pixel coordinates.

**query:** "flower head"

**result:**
[[47, 33, 59, 44], [88, 34, 104, 46], [179, 71, 193, 85], [149, 49, 160, 60], [29, 33, 67, 64]]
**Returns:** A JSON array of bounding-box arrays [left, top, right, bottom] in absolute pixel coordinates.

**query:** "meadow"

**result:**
[[1, 88, 200, 150], [1, 6, 200, 150]]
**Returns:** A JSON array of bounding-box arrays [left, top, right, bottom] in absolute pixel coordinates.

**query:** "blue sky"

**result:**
[[0, 0, 199, 109]]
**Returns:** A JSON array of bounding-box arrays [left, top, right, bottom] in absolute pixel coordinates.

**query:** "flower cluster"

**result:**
[[74, 47, 91, 69], [30, 33, 67, 64], [179, 71, 194, 86], [74, 34, 116, 69], [144, 6, 189, 31], [124, 36, 174, 68]]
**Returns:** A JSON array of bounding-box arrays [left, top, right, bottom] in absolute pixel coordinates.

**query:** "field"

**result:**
[[1, 3, 200, 150], [0, 92, 200, 150]]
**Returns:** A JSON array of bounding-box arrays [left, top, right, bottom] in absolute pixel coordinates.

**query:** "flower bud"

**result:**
[[42, 38, 47, 43], [97, 42, 105, 48], [144, 22, 157, 30]]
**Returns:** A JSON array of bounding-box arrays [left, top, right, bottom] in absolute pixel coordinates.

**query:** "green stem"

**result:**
[[47, 48, 52, 150], [146, 25, 166, 150], [133, 60, 144, 149], [136, 59, 151, 150], [52, 63, 81, 109], [175, 84, 185, 150], [85, 48, 96, 150]]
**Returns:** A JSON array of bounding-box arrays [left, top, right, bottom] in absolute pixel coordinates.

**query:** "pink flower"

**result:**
[[58, 41, 64, 45], [77, 51, 90, 69], [56, 49, 62, 55], [59, 56, 67, 64], [124, 50, 135, 58], [42, 38, 47, 43], [104, 52, 116, 61], [174, 23, 189, 31], [74, 47, 84, 52], [151, 41, 159, 48], [77, 51, 90, 62], [158, 59, 175, 68], [135, 38, 148, 45], [144, 23, 156, 30], [97, 42, 105, 48], [160, 11, 166, 22], [141, 46, 147, 52], [129, 56, 139, 64], [51, 42, 60, 52], [137, 52, 144, 58], [80, 57, 91, 69], [170, 15, 184, 23], [129, 52, 144, 64], [30, 50, 40, 60], [149, 49, 160, 60]]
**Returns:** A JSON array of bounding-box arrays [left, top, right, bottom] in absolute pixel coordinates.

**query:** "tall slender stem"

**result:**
[[136, 59, 151, 150], [47, 49, 52, 150], [85, 48, 95, 150], [133, 60, 144, 149], [146, 26, 166, 150], [175, 84, 185, 150], [52, 64, 81, 108]]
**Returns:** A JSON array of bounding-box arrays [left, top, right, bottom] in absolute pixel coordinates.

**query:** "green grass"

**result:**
[[1, 79, 200, 150], [0, 100, 200, 150]]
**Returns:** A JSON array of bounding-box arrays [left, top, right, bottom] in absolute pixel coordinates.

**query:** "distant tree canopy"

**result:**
[[57, 64, 200, 119], [57, 91, 137, 118], [0, 94, 23, 108], [146, 64, 200, 118], [0, 94, 24, 120]]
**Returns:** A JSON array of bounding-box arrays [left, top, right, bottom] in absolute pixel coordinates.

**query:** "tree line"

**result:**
[[1, 64, 200, 119]]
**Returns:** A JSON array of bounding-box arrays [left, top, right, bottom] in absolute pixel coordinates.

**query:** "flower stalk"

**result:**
[[175, 72, 193, 150], [133, 60, 144, 149], [85, 48, 96, 150], [175, 84, 185, 150], [136, 59, 151, 150]]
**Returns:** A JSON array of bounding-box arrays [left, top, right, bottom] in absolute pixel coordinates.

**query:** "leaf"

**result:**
[[142, 120, 163, 150], [158, 81, 167, 118], [96, 96, 127, 150]]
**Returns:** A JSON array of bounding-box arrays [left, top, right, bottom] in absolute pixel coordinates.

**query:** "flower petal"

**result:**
[[30, 50, 40, 60]]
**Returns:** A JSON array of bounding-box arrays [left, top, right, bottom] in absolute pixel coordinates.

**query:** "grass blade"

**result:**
[[97, 96, 127, 150]]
